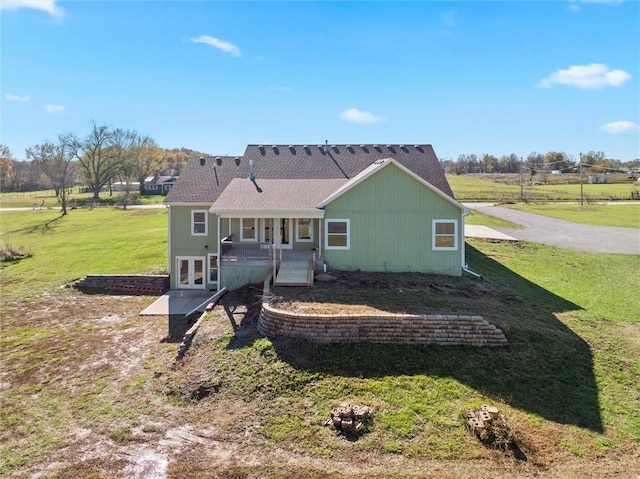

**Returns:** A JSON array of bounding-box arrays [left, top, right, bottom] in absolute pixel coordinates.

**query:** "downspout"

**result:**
[[167, 205, 172, 288], [463, 265, 482, 279], [461, 211, 482, 279], [217, 215, 221, 290]]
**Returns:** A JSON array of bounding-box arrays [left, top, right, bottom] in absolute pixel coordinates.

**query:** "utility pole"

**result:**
[[579, 152, 584, 206], [519, 157, 524, 202]]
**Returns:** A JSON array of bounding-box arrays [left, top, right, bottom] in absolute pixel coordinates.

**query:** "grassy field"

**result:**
[[1, 206, 639, 477], [506, 204, 640, 229], [0, 208, 167, 300], [448, 174, 640, 202], [0, 189, 166, 208]]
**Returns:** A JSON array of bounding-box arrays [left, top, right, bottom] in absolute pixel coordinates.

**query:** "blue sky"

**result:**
[[2, 0, 639, 162]]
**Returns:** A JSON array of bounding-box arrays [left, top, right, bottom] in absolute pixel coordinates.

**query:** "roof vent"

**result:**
[[323, 140, 329, 154], [199, 157, 206, 166]]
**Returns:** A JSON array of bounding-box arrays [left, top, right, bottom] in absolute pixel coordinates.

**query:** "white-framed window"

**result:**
[[191, 210, 208, 236], [325, 219, 350, 250], [241, 217, 258, 241], [296, 218, 313, 242], [432, 219, 458, 250], [208, 253, 218, 285]]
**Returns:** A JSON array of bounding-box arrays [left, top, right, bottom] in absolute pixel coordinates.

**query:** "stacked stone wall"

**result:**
[[258, 279, 507, 347], [73, 274, 169, 294]]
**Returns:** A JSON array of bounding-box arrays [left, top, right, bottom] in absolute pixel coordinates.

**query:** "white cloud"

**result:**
[[1, 0, 64, 18], [45, 104, 64, 113], [600, 121, 639, 134], [5, 93, 29, 101], [569, 0, 625, 11], [538, 63, 631, 89], [190, 35, 241, 57], [340, 108, 386, 124]]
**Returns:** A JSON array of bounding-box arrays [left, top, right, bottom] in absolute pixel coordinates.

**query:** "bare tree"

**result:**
[[63, 122, 119, 200], [131, 136, 164, 195], [26, 137, 76, 215]]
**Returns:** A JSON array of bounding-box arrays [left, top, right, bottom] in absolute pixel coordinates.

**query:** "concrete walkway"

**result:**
[[464, 225, 517, 242], [466, 204, 640, 255], [141, 290, 218, 315]]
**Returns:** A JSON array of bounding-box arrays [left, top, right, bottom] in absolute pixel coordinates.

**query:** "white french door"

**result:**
[[177, 256, 205, 289], [272, 218, 293, 250]]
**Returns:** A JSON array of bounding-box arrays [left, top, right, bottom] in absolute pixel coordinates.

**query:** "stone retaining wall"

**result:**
[[258, 278, 507, 346], [74, 274, 169, 294]]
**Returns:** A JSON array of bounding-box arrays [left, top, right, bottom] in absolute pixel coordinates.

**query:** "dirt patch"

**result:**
[[2, 283, 638, 479], [270, 269, 521, 316]]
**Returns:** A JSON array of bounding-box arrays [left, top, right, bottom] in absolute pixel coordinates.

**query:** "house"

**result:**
[[144, 175, 177, 195], [163, 144, 470, 291]]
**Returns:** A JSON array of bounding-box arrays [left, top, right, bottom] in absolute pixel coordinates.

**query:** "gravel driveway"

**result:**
[[468, 204, 640, 255]]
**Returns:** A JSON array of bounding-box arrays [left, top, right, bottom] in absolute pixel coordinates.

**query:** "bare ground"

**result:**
[[1, 280, 639, 479]]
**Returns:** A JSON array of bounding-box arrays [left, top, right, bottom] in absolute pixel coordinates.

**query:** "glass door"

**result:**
[[177, 256, 205, 289]]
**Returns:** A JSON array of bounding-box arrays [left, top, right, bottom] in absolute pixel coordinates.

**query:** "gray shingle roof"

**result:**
[[164, 144, 453, 204], [211, 178, 348, 214]]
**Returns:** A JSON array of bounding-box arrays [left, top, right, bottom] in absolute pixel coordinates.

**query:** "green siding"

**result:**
[[323, 163, 464, 275], [220, 264, 272, 291], [169, 206, 218, 289]]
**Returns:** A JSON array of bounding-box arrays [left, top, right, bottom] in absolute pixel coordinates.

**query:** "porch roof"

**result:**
[[210, 178, 347, 218]]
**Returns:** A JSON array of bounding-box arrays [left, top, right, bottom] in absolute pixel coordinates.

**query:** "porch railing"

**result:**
[[221, 235, 271, 259]]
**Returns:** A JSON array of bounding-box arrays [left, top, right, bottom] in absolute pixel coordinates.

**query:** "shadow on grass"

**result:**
[[264, 244, 603, 433], [16, 214, 65, 234]]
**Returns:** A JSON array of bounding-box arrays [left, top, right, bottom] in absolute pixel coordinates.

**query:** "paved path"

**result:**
[[466, 204, 639, 255]]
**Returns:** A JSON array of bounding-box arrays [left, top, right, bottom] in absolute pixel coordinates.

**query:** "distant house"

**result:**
[[163, 145, 469, 291], [144, 175, 177, 195], [111, 181, 140, 192]]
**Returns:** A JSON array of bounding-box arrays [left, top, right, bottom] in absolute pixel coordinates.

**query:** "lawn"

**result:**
[[1, 207, 639, 477], [447, 174, 639, 202], [0, 207, 167, 300], [0, 189, 166, 208], [506, 203, 640, 229]]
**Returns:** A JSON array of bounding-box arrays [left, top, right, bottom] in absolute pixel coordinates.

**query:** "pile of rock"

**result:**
[[466, 405, 516, 452], [325, 403, 374, 436]]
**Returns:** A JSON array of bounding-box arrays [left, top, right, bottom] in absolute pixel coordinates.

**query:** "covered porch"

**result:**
[[210, 177, 347, 289]]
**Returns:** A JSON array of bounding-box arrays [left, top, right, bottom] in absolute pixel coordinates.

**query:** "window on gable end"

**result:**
[[325, 219, 350, 250], [191, 210, 208, 236], [432, 219, 458, 250]]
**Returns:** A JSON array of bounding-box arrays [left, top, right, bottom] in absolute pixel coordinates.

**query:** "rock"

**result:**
[[326, 403, 374, 436]]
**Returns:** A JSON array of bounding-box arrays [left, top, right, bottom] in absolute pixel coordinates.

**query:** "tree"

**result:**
[[26, 137, 76, 215], [131, 136, 164, 195], [64, 122, 120, 200], [480, 154, 499, 174], [0, 144, 14, 192]]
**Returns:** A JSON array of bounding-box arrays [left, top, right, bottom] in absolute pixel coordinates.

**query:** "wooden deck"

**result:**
[[274, 260, 314, 287]]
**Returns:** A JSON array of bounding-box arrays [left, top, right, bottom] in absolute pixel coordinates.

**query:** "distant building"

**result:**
[[143, 175, 177, 195]]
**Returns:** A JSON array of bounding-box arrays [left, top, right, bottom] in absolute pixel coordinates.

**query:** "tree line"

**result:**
[[0, 122, 208, 215], [441, 151, 639, 176]]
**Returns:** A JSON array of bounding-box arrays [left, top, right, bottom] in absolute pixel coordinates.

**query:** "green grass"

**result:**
[[507, 203, 640, 228], [464, 211, 522, 229], [448, 174, 639, 202], [0, 207, 167, 300], [1, 186, 639, 476], [0, 189, 166, 208]]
